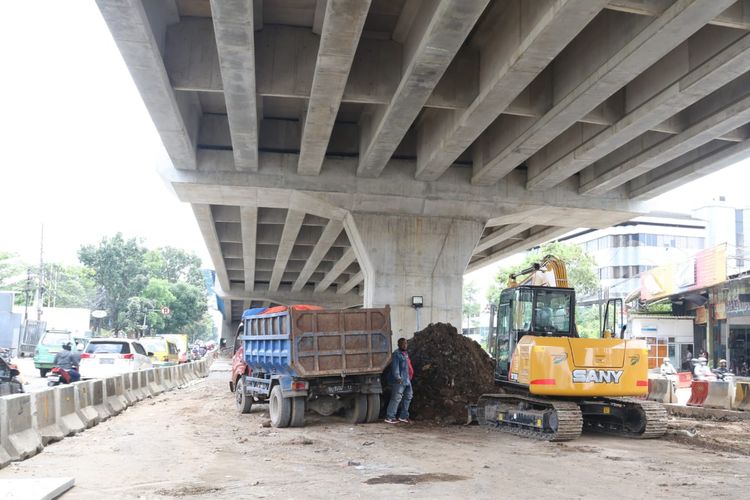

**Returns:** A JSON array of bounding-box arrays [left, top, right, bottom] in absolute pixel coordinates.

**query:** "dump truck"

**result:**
[[235, 305, 392, 428]]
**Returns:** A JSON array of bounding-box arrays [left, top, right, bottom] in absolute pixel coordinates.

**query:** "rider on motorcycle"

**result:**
[[53, 342, 81, 382]]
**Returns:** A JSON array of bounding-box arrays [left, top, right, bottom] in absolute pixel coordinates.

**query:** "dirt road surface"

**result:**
[[1, 363, 748, 499]]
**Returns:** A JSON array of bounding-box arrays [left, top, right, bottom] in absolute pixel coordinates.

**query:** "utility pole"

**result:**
[[35, 224, 44, 321]]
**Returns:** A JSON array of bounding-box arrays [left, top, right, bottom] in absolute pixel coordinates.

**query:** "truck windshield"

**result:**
[[534, 289, 572, 334]]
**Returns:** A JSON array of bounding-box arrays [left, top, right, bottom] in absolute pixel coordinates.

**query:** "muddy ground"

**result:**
[[1, 361, 749, 499]]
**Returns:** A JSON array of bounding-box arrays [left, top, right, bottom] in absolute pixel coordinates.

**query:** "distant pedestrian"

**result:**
[[385, 338, 414, 424]]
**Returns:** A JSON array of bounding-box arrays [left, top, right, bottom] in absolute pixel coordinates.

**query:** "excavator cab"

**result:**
[[494, 285, 576, 381]]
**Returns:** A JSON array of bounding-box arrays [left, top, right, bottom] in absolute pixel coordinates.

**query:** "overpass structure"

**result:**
[[96, 0, 750, 337]]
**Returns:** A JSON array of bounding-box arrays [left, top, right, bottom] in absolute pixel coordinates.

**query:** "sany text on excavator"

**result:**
[[468, 256, 667, 441]]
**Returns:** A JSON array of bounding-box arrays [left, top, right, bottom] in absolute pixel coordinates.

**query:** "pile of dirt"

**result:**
[[407, 323, 496, 424]]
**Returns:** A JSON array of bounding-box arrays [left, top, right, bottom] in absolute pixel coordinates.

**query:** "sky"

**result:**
[[1, 1, 748, 297]]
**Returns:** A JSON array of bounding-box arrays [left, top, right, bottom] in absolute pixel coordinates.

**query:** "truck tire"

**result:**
[[39, 368, 49, 378], [346, 394, 368, 424], [235, 377, 253, 414], [365, 394, 380, 423], [289, 397, 306, 427], [270, 385, 292, 428]]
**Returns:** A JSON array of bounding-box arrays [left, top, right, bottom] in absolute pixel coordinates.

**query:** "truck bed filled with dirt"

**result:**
[[407, 323, 496, 424]]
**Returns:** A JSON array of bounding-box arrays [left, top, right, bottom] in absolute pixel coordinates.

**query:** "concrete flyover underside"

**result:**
[[97, 0, 750, 337]]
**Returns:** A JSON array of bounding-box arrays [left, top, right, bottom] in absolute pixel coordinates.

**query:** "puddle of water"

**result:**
[[364, 473, 469, 485]]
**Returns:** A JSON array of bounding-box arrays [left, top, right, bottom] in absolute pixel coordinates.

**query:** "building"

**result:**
[[561, 215, 706, 303], [693, 196, 750, 272]]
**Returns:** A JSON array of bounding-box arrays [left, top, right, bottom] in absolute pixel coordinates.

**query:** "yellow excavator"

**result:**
[[468, 256, 666, 441]]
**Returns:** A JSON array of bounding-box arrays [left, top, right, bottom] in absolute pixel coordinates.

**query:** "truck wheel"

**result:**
[[346, 394, 368, 424], [289, 397, 306, 427], [270, 386, 292, 428], [39, 368, 48, 378], [235, 377, 253, 414], [365, 394, 380, 423]]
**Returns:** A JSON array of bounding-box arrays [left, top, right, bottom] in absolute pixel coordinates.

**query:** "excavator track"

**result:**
[[474, 393, 583, 442], [582, 397, 668, 439]]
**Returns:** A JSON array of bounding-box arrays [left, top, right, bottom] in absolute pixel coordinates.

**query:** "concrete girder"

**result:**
[[268, 209, 305, 292], [222, 284, 362, 309], [240, 206, 257, 291], [474, 223, 534, 254], [579, 77, 750, 195], [414, 0, 607, 181], [356, 0, 489, 178], [467, 226, 571, 273], [337, 271, 363, 295], [210, 0, 259, 170], [526, 30, 750, 190], [292, 218, 345, 291], [173, 151, 643, 224], [471, 0, 736, 186], [392, 0, 422, 44], [297, 1, 370, 176], [315, 248, 356, 293], [606, 0, 750, 31], [192, 204, 230, 292], [96, 0, 199, 170], [629, 136, 750, 199]]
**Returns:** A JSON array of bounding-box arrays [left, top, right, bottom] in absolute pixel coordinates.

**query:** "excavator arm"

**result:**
[[507, 255, 570, 288]]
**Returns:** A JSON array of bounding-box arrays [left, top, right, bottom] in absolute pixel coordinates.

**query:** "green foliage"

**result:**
[[463, 281, 481, 327], [182, 313, 216, 344], [575, 305, 602, 339], [79, 233, 149, 333], [0, 252, 23, 287], [145, 247, 204, 287], [489, 241, 599, 302], [161, 281, 208, 334], [636, 301, 673, 314]]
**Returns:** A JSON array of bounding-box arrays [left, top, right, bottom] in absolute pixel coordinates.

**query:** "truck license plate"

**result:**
[[327, 384, 353, 394]]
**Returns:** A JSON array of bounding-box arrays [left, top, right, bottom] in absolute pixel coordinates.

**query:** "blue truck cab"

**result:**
[[237, 306, 392, 428]]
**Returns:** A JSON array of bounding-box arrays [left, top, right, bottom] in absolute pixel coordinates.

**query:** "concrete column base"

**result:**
[[349, 214, 483, 340]]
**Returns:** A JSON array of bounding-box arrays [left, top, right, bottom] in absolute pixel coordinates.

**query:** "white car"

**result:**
[[79, 339, 153, 379]]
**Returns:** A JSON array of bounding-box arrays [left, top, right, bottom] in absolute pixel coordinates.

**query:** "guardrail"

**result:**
[[0, 352, 216, 469]]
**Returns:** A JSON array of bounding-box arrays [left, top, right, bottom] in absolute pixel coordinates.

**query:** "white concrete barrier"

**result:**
[[73, 381, 99, 428], [704, 380, 734, 409], [103, 377, 126, 415], [89, 379, 111, 422], [146, 369, 163, 397], [55, 385, 86, 436], [32, 389, 65, 445], [0, 394, 43, 462], [160, 366, 176, 391], [138, 371, 151, 399], [131, 371, 147, 401], [120, 374, 137, 405]]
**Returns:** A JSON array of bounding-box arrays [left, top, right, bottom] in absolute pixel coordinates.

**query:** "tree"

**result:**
[[162, 282, 208, 334], [78, 233, 149, 333], [0, 252, 23, 287], [463, 281, 481, 328], [146, 247, 204, 288]]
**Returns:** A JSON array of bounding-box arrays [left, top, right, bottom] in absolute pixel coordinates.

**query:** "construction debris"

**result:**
[[407, 323, 496, 424]]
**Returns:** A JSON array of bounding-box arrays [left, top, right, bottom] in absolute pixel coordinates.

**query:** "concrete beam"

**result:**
[[466, 226, 570, 273], [298, 0, 370, 176], [356, 0, 489, 177], [268, 210, 305, 292], [312, 0, 326, 35], [210, 0, 259, 170], [171, 151, 643, 225], [580, 81, 750, 195], [527, 31, 750, 190], [471, 0, 736, 185], [292, 219, 344, 291], [392, 0, 422, 44], [315, 248, 356, 292], [414, 0, 606, 181], [630, 137, 750, 199], [607, 0, 750, 30], [96, 0, 198, 170], [223, 283, 362, 309], [192, 204, 230, 292], [240, 206, 257, 291], [337, 271, 363, 295], [474, 223, 533, 254]]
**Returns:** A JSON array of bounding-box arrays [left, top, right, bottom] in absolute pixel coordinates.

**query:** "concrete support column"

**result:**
[[349, 214, 484, 340]]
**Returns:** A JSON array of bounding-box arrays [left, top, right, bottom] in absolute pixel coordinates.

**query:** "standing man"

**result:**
[[385, 338, 414, 424]]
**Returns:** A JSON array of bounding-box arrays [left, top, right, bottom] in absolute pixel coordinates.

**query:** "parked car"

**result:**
[[34, 330, 89, 377], [79, 338, 152, 379], [139, 336, 178, 366]]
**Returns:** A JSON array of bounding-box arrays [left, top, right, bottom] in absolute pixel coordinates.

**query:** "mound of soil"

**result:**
[[407, 323, 496, 424]]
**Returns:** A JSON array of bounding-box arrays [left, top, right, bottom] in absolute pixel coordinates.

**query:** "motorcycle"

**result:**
[[0, 347, 24, 395], [46, 366, 76, 386]]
